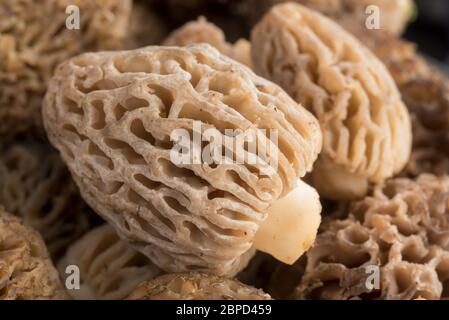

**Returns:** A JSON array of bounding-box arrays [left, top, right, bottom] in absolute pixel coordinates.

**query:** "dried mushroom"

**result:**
[[344, 28, 449, 178], [127, 273, 271, 300], [0, 0, 131, 142], [59, 224, 163, 300], [42, 44, 322, 274], [251, 3, 412, 200], [164, 17, 252, 68], [0, 140, 93, 258], [236, 0, 414, 35], [297, 174, 449, 300], [0, 208, 67, 300]]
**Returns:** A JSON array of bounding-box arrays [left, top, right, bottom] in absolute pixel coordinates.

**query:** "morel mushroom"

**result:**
[[164, 17, 252, 68], [42, 44, 323, 275], [127, 273, 271, 300], [0, 208, 67, 300], [344, 28, 449, 178], [0, 0, 131, 142], [0, 140, 93, 258], [58, 224, 163, 300], [251, 3, 412, 200], [296, 174, 449, 300]]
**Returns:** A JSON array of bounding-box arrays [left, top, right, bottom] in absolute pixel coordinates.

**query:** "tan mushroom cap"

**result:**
[[59, 224, 163, 300], [43, 44, 322, 275], [0, 141, 93, 258], [127, 273, 271, 300], [0, 208, 67, 300], [0, 0, 132, 143], [164, 17, 252, 68], [297, 174, 449, 300], [251, 3, 412, 200], [345, 28, 449, 179]]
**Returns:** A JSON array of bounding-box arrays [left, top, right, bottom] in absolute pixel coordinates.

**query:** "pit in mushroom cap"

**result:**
[[42, 44, 322, 275], [251, 3, 412, 200]]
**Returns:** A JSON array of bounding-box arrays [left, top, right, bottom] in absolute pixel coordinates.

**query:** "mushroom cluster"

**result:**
[[0, 0, 132, 142], [0, 140, 94, 257], [3, 0, 449, 301]]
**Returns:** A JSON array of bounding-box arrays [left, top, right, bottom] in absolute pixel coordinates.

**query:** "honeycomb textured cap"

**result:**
[[58, 224, 163, 300], [238, 0, 414, 35], [251, 3, 412, 200], [126, 272, 272, 300], [42, 44, 321, 275], [0, 208, 67, 300], [296, 174, 449, 300], [0, 0, 131, 142], [0, 140, 94, 258], [163, 17, 252, 68]]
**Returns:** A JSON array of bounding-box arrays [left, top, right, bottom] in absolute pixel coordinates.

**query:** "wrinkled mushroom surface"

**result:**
[[43, 44, 322, 275], [59, 224, 163, 300], [346, 28, 449, 179], [0, 209, 67, 300], [127, 272, 272, 300], [297, 174, 449, 300], [164, 17, 252, 68], [0, 140, 93, 258], [0, 0, 131, 142], [251, 3, 412, 200]]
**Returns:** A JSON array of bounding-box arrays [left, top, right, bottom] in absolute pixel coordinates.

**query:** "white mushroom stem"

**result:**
[[253, 179, 322, 265]]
